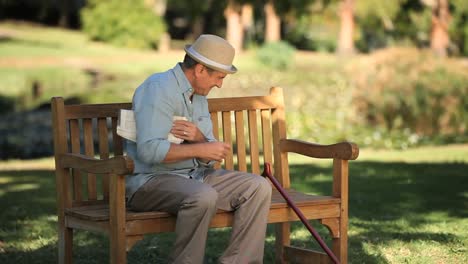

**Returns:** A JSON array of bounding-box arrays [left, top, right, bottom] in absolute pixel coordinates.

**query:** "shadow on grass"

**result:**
[[288, 161, 468, 263], [290, 161, 468, 220], [0, 170, 56, 224], [0, 160, 466, 263]]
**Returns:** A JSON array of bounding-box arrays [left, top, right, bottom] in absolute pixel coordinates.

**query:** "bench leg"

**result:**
[[109, 235, 127, 264], [58, 227, 73, 264], [332, 235, 347, 263], [109, 175, 127, 264], [321, 217, 347, 264], [331, 222, 348, 264], [275, 222, 291, 264]]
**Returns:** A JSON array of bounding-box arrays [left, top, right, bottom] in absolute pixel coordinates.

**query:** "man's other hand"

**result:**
[[171, 120, 205, 143]]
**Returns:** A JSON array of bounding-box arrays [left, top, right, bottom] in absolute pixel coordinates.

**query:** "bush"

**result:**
[[256, 41, 296, 70], [81, 0, 166, 49], [350, 47, 468, 146]]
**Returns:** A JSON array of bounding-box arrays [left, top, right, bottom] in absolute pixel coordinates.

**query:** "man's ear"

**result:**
[[194, 63, 205, 78]]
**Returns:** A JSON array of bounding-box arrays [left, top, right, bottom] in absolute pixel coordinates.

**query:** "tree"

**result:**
[[59, 0, 70, 28], [241, 3, 254, 45], [450, 0, 468, 56], [354, 0, 404, 52], [225, 0, 244, 51], [264, 0, 281, 42], [168, 0, 216, 40], [337, 0, 355, 55], [428, 0, 451, 56], [144, 0, 170, 51]]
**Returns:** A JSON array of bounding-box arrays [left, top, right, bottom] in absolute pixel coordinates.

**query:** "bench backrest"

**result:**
[[51, 87, 288, 207]]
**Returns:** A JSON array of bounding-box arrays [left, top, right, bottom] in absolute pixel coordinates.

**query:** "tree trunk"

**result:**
[[145, 0, 170, 52], [264, 1, 281, 42], [190, 16, 205, 41], [241, 4, 254, 46], [337, 0, 355, 55], [58, 0, 69, 28], [224, 0, 244, 52], [430, 0, 450, 57]]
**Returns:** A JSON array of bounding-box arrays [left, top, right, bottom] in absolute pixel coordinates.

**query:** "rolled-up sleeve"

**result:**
[[133, 81, 174, 164]]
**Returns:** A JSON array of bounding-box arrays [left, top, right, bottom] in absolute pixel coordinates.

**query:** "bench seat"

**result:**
[[65, 189, 340, 223]]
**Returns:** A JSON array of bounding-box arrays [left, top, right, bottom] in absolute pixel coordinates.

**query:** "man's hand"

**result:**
[[171, 120, 205, 143], [198, 142, 231, 162], [163, 141, 231, 163]]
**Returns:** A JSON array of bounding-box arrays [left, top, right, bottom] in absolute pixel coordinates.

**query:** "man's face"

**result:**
[[193, 65, 227, 96]]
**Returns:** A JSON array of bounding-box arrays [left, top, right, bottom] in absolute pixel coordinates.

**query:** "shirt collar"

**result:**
[[172, 63, 193, 95]]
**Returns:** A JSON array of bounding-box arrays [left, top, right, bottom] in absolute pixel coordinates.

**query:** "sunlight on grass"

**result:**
[[349, 212, 468, 263], [381, 240, 465, 264], [288, 144, 468, 165], [2, 215, 57, 250], [290, 228, 312, 241], [0, 181, 40, 197], [0, 22, 139, 58], [0, 157, 55, 171], [358, 144, 468, 163]]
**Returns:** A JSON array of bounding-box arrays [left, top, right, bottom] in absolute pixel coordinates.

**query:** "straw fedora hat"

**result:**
[[184, 34, 237, 74]]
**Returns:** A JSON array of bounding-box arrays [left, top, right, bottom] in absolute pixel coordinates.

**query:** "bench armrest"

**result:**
[[280, 139, 359, 160], [59, 153, 134, 175]]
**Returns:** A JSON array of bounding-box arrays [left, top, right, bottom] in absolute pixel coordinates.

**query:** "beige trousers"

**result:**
[[128, 169, 272, 264]]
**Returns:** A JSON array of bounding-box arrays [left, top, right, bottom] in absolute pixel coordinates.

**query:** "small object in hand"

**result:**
[[168, 116, 188, 144]]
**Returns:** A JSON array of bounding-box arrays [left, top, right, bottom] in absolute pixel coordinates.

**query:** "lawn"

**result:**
[[0, 145, 467, 263]]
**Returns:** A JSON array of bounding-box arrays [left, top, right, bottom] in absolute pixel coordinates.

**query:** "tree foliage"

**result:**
[[450, 0, 468, 55], [81, 0, 166, 49]]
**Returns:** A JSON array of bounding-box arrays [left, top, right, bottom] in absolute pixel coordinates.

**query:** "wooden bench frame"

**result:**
[[52, 87, 359, 263]]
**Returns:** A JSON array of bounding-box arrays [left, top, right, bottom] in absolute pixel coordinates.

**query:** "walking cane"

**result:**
[[261, 162, 340, 264]]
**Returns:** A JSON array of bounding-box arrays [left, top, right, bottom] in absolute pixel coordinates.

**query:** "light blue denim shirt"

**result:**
[[125, 63, 216, 201]]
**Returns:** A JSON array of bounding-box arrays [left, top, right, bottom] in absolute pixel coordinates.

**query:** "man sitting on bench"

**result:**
[[125, 34, 272, 264]]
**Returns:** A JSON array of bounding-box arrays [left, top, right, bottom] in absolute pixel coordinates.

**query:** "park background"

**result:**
[[0, 0, 467, 263]]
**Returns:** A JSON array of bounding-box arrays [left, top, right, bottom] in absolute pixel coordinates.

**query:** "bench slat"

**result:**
[[248, 110, 260, 175], [83, 118, 97, 200], [98, 118, 110, 200], [112, 117, 123, 156], [235, 111, 247, 172], [69, 119, 82, 202], [222, 111, 234, 170], [210, 112, 221, 170], [261, 109, 273, 166]]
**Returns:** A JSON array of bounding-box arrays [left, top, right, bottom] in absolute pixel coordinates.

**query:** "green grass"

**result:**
[[0, 145, 467, 263], [0, 21, 135, 58]]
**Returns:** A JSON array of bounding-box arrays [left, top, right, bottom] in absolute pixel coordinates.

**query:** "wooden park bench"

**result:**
[[51, 87, 359, 263]]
